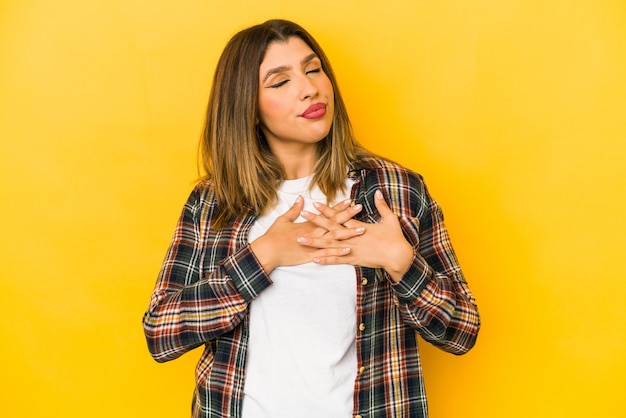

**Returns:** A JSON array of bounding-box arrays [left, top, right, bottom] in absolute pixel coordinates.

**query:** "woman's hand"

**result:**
[[249, 196, 365, 273], [298, 190, 414, 283]]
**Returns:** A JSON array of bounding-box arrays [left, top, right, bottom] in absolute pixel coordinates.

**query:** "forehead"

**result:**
[[260, 37, 316, 70]]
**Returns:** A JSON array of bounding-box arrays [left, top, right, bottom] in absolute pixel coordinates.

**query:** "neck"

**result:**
[[272, 146, 317, 180], [283, 158, 315, 179]]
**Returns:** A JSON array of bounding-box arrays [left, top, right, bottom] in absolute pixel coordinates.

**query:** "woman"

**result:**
[[143, 19, 480, 418]]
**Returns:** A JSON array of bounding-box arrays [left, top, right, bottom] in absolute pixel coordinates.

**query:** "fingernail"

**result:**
[[355, 227, 365, 233], [313, 201, 321, 209], [297, 237, 307, 243], [295, 195, 303, 204], [313, 257, 321, 263], [375, 190, 383, 199], [353, 204, 362, 212], [301, 210, 310, 218], [342, 247, 351, 254]]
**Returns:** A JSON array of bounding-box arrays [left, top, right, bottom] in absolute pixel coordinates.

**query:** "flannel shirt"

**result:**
[[143, 158, 480, 418]]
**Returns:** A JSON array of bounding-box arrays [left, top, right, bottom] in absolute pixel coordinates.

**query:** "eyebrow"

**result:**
[[262, 53, 319, 83]]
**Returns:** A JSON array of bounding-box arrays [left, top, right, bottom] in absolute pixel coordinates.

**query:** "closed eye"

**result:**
[[267, 68, 321, 88], [268, 79, 289, 89]]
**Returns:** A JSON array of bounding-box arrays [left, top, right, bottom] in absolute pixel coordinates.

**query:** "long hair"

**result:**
[[200, 19, 372, 229]]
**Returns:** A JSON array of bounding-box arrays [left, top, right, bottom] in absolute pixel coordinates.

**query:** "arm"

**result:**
[[143, 188, 362, 362], [390, 178, 480, 355], [299, 171, 480, 355], [142, 185, 271, 363]]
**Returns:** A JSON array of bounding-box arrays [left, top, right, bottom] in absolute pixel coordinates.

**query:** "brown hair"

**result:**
[[200, 19, 372, 229]]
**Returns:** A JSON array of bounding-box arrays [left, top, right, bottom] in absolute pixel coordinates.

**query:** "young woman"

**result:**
[[143, 19, 480, 418]]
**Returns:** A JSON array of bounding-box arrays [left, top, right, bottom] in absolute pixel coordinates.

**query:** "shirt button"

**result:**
[[359, 323, 366, 331], [359, 366, 365, 374], [361, 278, 368, 286], [355, 415, 363, 418]]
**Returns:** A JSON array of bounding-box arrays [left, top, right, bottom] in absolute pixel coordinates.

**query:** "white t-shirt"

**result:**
[[243, 175, 357, 418]]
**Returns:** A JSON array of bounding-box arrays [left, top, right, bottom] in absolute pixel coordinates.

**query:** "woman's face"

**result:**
[[257, 37, 335, 157]]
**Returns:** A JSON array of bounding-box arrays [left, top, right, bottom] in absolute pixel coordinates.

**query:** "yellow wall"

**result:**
[[1, 1, 624, 416]]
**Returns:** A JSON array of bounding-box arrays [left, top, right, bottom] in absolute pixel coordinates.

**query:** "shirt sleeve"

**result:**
[[142, 184, 272, 363], [387, 173, 481, 355]]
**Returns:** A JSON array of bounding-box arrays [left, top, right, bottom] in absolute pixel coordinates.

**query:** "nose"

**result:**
[[299, 74, 318, 100]]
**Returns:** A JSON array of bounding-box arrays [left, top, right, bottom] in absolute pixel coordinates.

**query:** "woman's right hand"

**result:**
[[249, 196, 364, 273]]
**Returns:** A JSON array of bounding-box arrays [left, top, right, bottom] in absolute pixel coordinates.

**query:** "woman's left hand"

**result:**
[[298, 190, 414, 283]]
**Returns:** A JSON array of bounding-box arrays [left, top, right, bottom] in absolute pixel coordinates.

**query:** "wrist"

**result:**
[[250, 236, 277, 273], [385, 243, 414, 283]]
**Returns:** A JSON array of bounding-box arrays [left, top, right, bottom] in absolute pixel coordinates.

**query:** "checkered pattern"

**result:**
[[143, 158, 480, 417]]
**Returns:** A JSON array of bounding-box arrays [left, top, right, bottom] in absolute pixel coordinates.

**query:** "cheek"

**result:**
[[258, 95, 285, 123], [322, 77, 335, 104]]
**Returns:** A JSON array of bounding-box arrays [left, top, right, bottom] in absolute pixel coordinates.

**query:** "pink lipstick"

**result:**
[[301, 102, 327, 119]]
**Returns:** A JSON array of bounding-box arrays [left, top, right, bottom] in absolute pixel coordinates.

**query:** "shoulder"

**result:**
[[183, 180, 218, 214], [354, 157, 433, 218], [357, 157, 426, 191], [193, 179, 217, 199]]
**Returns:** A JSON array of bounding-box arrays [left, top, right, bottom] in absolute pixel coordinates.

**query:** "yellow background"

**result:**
[[1, 1, 625, 416]]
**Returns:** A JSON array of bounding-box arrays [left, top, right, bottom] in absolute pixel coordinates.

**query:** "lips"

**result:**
[[300, 102, 327, 119]]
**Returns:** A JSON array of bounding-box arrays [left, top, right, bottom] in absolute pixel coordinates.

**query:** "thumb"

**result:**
[[281, 195, 305, 222], [374, 189, 394, 220]]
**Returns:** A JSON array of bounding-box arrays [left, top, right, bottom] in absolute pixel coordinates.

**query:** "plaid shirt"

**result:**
[[143, 158, 480, 418]]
